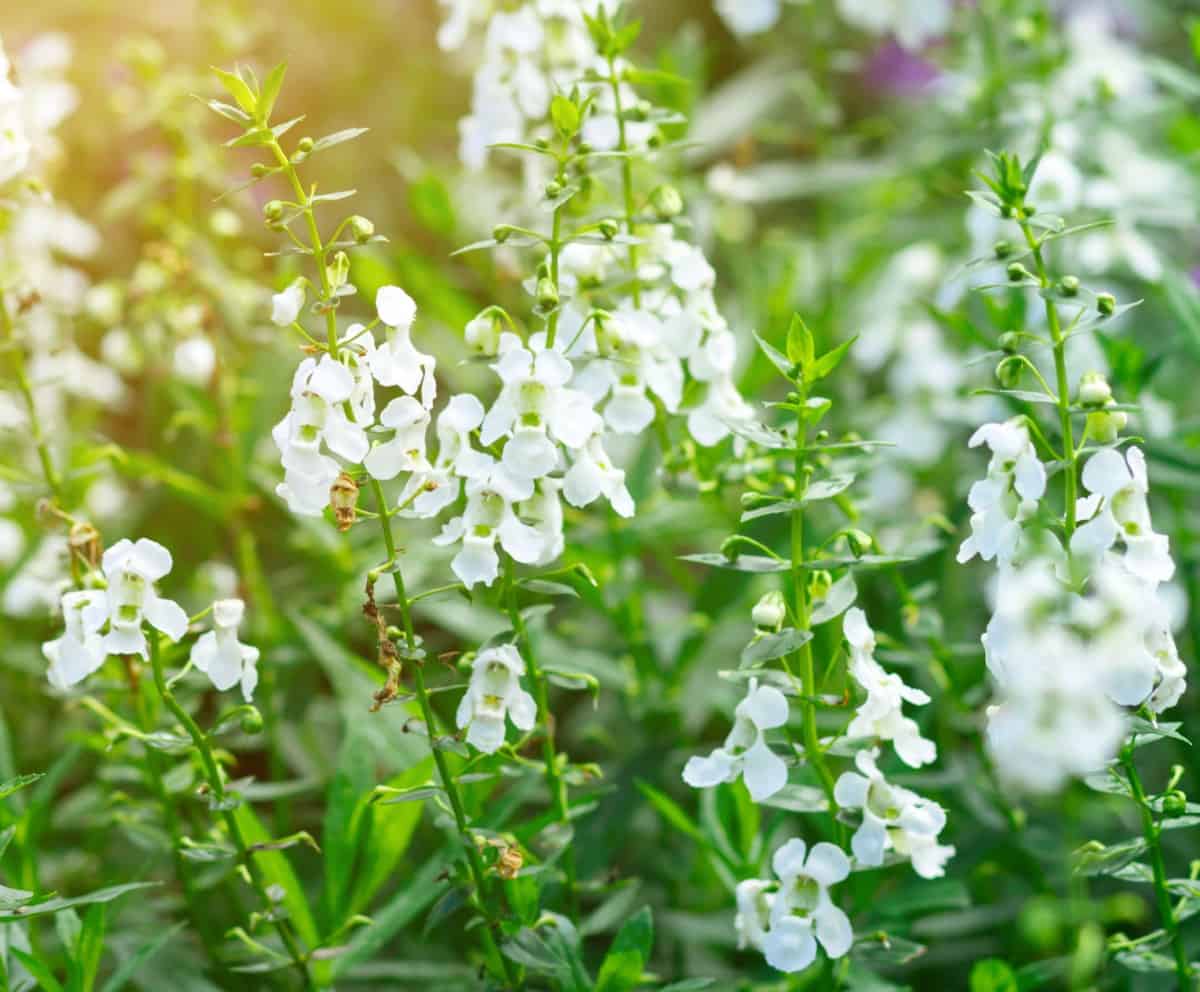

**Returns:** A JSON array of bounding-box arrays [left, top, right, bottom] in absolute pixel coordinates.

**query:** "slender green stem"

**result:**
[[790, 390, 839, 824], [607, 55, 640, 308], [1122, 744, 1191, 988], [1, 292, 63, 504], [368, 481, 522, 989], [147, 638, 314, 988], [545, 196, 566, 350], [122, 660, 220, 961], [502, 555, 578, 920], [1018, 221, 1077, 536]]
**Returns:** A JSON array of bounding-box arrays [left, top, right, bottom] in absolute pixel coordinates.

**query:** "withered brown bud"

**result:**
[[330, 472, 359, 532], [68, 520, 103, 570], [497, 845, 524, 880]]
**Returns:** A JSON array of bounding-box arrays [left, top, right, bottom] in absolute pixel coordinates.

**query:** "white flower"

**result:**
[[957, 419, 1046, 566], [89, 538, 188, 658], [43, 589, 107, 689], [364, 396, 431, 481], [369, 286, 437, 408], [844, 608, 935, 768], [433, 462, 544, 588], [190, 598, 260, 701], [455, 643, 537, 753], [833, 748, 954, 879], [481, 334, 599, 481], [271, 281, 305, 327], [1072, 446, 1174, 584], [399, 394, 491, 519], [734, 879, 774, 952], [762, 840, 853, 973], [715, 0, 781, 37], [687, 376, 756, 447], [173, 336, 216, 386], [0, 39, 30, 185], [272, 355, 369, 516], [682, 678, 789, 802], [520, 477, 565, 566], [563, 433, 635, 518], [836, 0, 951, 50]]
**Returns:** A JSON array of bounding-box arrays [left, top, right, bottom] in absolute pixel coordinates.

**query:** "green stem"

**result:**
[[368, 481, 522, 989], [545, 196, 565, 349], [790, 391, 839, 824], [607, 54, 640, 308], [502, 555, 578, 920], [147, 638, 314, 988], [1, 292, 63, 504], [1122, 744, 1191, 988], [1018, 220, 1077, 536]]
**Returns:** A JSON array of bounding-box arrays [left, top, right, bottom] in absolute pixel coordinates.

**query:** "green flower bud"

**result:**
[[545, 180, 563, 199], [250, 162, 269, 178], [1006, 262, 1028, 283], [493, 224, 514, 243], [598, 218, 619, 240], [1077, 371, 1112, 407], [576, 141, 593, 155], [536, 277, 559, 311], [534, 137, 550, 150], [807, 570, 832, 602], [650, 184, 684, 220], [1163, 790, 1189, 818], [263, 200, 285, 222], [1059, 275, 1080, 297], [297, 136, 314, 154], [996, 355, 1024, 389], [1096, 292, 1116, 317], [845, 529, 873, 557], [240, 708, 264, 734], [1086, 407, 1127, 444], [349, 215, 375, 243], [998, 331, 1021, 354], [993, 239, 1013, 259], [327, 251, 351, 289], [751, 590, 786, 630]]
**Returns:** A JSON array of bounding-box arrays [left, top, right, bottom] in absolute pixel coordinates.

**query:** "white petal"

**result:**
[[144, 595, 189, 642], [804, 842, 850, 886], [742, 737, 787, 801], [762, 917, 817, 973], [850, 817, 888, 866], [833, 771, 869, 809], [814, 903, 854, 959], [743, 684, 789, 729], [376, 285, 417, 328], [1082, 447, 1132, 499], [771, 838, 808, 880]]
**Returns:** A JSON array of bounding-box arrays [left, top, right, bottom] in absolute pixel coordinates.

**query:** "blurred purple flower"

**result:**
[[863, 41, 940, 97]]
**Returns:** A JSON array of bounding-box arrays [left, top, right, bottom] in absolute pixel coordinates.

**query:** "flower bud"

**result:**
[[330, 471, 359, 532], [1086, 407, 1127, 444], [1058, 275, 1080, 297], [1096, 292, 1116, 317], [297, 136, 314, 154], [1006, 262, 1029, 283], [993, 240, 1013, 259], [845, 529, 873, 557], [493, 224, 514, 244], [752, 590, 786, 630], [807, 570, 832, 603], [598, 218, 619, 240], [998, 331, 1021, 354], [250, 162, 269, 178], [240, 708, 264, 735], [650, 184, 684, 220], [1077, 372, 1112, 407], [545, 180, 563, 199], [464, 307, 504, 356], [995, 355, 1024, 389], [263, 200, 285, 222], [326, 251, 351, 289], [1163, 790, 1188, 818], [68, 520, 103, 570], [536, 277, 559, 311], [349, 215, 375, 243]]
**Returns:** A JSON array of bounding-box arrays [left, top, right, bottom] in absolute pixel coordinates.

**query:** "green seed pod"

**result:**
[[996, 355, 1024, 389]]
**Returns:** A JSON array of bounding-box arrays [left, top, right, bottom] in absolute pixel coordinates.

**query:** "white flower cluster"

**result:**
[[683, 600, 951, 974], [0, 37, 30, 185], [714, 0, 951, 48], [960, 416, 1184, 791], [42, 537, 262, 702]]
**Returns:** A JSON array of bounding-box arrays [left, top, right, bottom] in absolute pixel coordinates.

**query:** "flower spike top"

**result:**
[[190, 598, 261, 702], [682, 677, 789, 802]]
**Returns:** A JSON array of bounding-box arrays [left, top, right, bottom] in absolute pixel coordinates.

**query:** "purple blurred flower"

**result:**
[[863, 41, 941, 97]]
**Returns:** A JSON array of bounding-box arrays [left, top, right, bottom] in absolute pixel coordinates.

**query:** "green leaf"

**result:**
[[258, 63, 287, 122], [0, 882, 159, 922], [608, 906, 653, 963], [311, 128, 370, 154], [10, 949, 64, 992], [752, 330, 792, 378], [970, 958, 1019, 992], [810, 335, 857, 381], [98, 922, 186, 992], [76, 904, 107, 992], [636, 780, 704, 844], [0, 774, 42, 801], [786, 313, 815, 369], [551, 95, 581, 137], [741, 628, 812, 668], [679, 553, 790, 573], [212, 66, 257, 115]]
